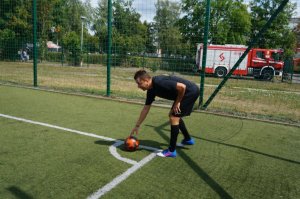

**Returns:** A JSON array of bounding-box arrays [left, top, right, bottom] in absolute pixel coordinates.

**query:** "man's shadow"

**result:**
[[6, 186, 33, 199], [193, 135, 300, 165], [94, 139, 168, 152], [147, 121, 234, 199]]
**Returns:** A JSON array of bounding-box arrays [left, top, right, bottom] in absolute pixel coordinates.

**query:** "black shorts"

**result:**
[[171, 87, 200, 117]]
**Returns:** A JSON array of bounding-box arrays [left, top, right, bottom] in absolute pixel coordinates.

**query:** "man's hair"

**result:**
[[134, 69, 151, 80]]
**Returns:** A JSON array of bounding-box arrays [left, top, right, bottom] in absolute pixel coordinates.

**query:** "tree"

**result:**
[[62, 31, 81, 66], [178, 0, 205, 45], [250, 0, 297, 57], [0, 29, 17, 60], [85, 35, 99, 53], [37, 0, 61, 61], [179, 0, 251, 46], [0, 0, 97, 63], [153, 0, 182, 55], [210, 0, 251, 44], [112, 0, 147, 55], [227, 2, 251, 44], [294, 20, 300, 49], [144, 22, 156, 53], [83, 0, 95, 29], [93, 0, 108, 53], [63, 0, 86, 33], [113, 0, 143, 36], [49, 0, 65, 45], [58, 0, 87, 65], [81, 0, 99, 53], [0, 0, 32, 60]]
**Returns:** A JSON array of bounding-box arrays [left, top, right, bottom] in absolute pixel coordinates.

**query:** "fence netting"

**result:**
[[0, 0, 299, 125]]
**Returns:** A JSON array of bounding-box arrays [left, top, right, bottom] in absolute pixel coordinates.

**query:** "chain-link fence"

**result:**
[[0, 0, 300, 125]]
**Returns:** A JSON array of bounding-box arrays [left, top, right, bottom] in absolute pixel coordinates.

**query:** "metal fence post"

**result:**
[[199, 0, 211, 108], [32, 0, 38, 87], [106, 0, 112, 97]]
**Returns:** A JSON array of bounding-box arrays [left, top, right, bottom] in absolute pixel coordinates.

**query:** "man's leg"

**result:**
[[157, 114, 179, 157], [179, 118, 191, 141], [168, 115, 180, 152]]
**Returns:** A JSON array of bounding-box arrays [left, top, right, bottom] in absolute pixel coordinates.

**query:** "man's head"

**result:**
[[134, 70, 152, 91]]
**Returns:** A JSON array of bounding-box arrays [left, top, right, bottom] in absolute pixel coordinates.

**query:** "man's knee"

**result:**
[[169, 115, 180, 125]]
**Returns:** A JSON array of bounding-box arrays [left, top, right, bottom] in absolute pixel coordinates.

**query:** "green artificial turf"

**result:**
[[0, 85, 299, 199]]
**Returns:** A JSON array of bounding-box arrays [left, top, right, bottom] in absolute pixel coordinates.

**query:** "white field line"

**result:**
[[109, 141, 160, 165], [0, 113, 159, 157], [205, 84, 300, 95], [110, 141, 138, 165], [0, 113, 160, 199], [87, 153, 157, 199], [233, 86, 300, 95], [0, 113, 116, 141]]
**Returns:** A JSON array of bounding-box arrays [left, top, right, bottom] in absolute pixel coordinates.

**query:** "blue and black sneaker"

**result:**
[[177, 138, 195, 147], [156, 149, 177, 158]]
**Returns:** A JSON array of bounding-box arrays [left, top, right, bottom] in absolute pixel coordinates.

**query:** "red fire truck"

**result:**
[[195, 44, 284, 80]]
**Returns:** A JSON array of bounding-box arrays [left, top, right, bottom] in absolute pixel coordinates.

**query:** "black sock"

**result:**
[[169, 125, 179, 152], [179, 118, 191, 141]]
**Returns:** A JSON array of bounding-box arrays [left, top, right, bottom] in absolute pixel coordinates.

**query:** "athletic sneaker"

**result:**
[[156, 149, 177, 158], [177, 138, 195, 147]]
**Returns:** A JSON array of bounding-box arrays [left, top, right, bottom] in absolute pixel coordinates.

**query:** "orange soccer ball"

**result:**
[[124, 136, 140, 151]]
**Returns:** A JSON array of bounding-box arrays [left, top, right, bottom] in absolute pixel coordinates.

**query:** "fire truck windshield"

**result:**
[[271, 52, 282, 61], [255, 50, 283, 61]]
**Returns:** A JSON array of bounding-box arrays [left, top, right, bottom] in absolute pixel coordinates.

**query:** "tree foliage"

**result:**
[[112, 0, 147, 55], [0, 0, 32, 59], [0, 0, 298, 63], [294, 20, 300, 48], [62, 31, 81, 65], [250, 0, 297, 57], [179, 0, 251, 45], [92, 0, 108, 52], [154, 0, 183, 55]]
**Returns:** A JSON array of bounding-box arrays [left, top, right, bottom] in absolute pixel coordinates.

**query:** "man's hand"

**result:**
[[130, 105, 151, 137], [173, 83, 185, 115], [173, 102, 181, 114], [130, 126, 139, 136]]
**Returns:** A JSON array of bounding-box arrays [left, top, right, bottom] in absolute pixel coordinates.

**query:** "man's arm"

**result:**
[[173, 82, 186, 114], [131, 105, 151, 135]]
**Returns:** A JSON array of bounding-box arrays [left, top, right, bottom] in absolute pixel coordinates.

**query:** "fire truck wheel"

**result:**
[[261, 68, 274, 81], [215, 67, 227, 78]]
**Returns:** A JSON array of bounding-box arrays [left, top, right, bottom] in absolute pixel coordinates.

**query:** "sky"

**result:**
[[88, 0, 299, 22]]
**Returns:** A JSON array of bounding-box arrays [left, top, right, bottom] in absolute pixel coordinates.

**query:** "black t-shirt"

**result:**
[[145, 75, 198, 105]]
